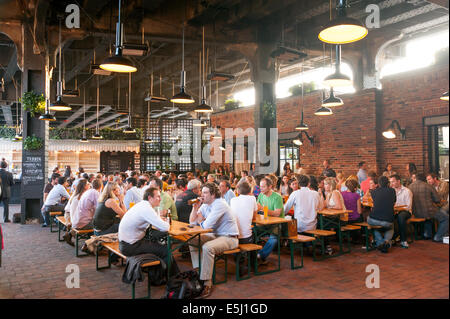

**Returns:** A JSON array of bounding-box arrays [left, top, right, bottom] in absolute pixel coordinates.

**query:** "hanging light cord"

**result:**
[[96, 76, 100, 133]]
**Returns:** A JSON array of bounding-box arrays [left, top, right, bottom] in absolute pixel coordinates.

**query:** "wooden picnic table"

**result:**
[[362, 202, 408, 212], [317, 208, 353, 256]]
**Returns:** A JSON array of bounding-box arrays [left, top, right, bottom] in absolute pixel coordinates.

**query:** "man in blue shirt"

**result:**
[[189, 183, 239, 299], [219, 180, 235, 205]]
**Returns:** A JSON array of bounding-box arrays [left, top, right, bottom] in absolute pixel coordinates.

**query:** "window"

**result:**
[[427, 117, 449, 181], [279, 145, 299, 175]]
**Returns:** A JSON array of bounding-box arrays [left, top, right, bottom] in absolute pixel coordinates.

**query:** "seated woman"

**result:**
[[367, 176, 396, 253], [93, 182, 127, 236], [279, 175, 290, 196], [341, 179, 363, 224], [336, 173, 346, 192], [63, 179, 90, 245]]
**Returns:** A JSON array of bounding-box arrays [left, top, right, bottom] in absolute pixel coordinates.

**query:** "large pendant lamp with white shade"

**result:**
[[99, 0, 137, 73]]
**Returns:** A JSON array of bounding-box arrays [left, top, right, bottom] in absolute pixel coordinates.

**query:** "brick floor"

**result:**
[[0, 205, 448, 299]]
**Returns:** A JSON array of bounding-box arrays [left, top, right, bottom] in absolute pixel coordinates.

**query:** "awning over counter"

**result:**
[[0, 139, 141, 153]]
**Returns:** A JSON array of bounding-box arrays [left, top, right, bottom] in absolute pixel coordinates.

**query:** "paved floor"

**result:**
[[0, 205, 448, 299]]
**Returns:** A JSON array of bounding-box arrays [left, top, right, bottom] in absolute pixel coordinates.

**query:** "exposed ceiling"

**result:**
[[0, 0, 448, 128]]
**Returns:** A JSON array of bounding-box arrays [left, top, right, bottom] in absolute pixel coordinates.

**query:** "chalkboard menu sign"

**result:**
[[22, 155, 44, 186]]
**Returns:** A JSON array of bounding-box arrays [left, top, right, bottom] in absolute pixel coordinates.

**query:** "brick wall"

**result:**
[[210, 63, 449, 177]]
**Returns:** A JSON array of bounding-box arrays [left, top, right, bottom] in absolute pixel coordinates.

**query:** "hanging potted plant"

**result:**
[[23, 135, 44, 150], [20, 91, 46, 118]]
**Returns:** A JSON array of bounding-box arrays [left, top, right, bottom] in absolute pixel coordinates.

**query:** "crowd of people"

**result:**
[[25, 159, 449, 298]]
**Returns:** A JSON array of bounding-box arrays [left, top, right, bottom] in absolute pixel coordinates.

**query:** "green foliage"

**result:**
[[288, 82, 316, 96], [23, 135, 43, 150], [262, 101, 276, 122], [20, 91, 46, 117], [224, 99, 241, 111], [0, 126, 16, 139], [49, 127, 143, 140]]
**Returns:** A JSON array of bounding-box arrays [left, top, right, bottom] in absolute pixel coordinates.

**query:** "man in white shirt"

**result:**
[[41, 176, 70, 227], [390, 174, 413, 248], [189, 183, 239, 299], [284, 175, 320, 233], [118, 187, 179, 275], [219, 180, 236, 205], [230, 181, 257, 244], [123, 177, 142, 210]]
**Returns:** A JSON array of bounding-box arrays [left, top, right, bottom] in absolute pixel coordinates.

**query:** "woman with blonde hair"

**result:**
[[324, 177, 347, 211], [336, 173, 346, 192], [63, 179, 90, 245], [93, 182, 127, 236], [245, 175, 256, 195]]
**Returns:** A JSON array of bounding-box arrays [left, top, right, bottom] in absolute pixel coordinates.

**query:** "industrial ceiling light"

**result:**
[[122, 43, 148, 56], [50, 18, 71, 112], [63, 77, 79, 97], [293, 136, 303, 146], [382, 120, 406, 140], [193, 118, 208, 127], [295, 61, 309, 131], [323, 45, 352, 87], [314, 103, 333, 116], [440, 91, 449, 101], [80, 87, 89, 143], [196, 27, 213, 114], [318, 0, 368, 44], [207, 72, 234, 82], [322, 87, 344, 107], [171, 25, 195, 104], [293, 131, 315, 146], [90, 64, 113, 76], [123, 73, 136, 134], [144, 97, 154, 144], [92, 77, 103, 139], [39, 97, 56, 121], [100, 0, 137, 73]]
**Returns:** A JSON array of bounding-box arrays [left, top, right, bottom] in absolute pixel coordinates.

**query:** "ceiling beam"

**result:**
[[88, 112, 123, 129], [151, 107, 180, 118], [425, 0, 449, 9], [58, 105, 93, 128], [380, 3, 441, 27]]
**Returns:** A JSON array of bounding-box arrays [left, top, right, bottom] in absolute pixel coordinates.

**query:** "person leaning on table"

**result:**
[[118, 187, 179, 276], [189, 182, 239, 299]]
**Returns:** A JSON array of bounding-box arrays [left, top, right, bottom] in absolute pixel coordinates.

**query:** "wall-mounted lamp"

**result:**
[[440, 91, 449, 101], [382, 120, 406, 140], [293, 131, 314, 146]]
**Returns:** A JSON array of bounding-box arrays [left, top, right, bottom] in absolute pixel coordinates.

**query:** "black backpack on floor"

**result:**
[[162, 269, 204, 299]]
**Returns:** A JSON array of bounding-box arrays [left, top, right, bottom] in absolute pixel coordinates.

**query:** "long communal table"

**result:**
[[317, 208, 353, 256]]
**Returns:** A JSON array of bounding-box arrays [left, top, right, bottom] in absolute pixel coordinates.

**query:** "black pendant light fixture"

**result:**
[[123, 72, 136, 134], [319, 0, 368, 45], [39, 99, 57, 121], [295, 60, 309, 131], [324, 45, 352, 87], [145, 73, 168, 103], [50, 17, 71, 111], [322, 87, 343, 107], [171, 24, 195, 104], [99, 0, 137, 73], [92, 77, 103, 139], [144, 100, 154, 144], [80, 87, 88, 143], [315, 91, 333, 116], [195, 26, 213, 114], [441, 91, 449, 101]]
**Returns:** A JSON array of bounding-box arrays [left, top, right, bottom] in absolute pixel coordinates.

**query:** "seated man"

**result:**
[[118, 187, 179, 275], [256, 177, 284, 264], [284, 175, 319, 234], [219, 180, 235, 206], [149, 178, 178, 221], [189, 183, 239, 299], [389, 175, 413, 248], [175, 179, 202, 223], [41, 176, 70, 227], [230, 181, 258, 244], [123, 177, 142, 210]]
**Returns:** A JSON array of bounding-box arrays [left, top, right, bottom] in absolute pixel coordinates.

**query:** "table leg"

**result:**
[[167, 236, 172, 277]]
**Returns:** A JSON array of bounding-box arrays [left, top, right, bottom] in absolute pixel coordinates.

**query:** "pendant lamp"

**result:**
[[144, 100, 154, 144], [50, 18, 71, 111], [319, 0, 368, 44], [171, 25, 195, 104], [293, 136, 303, 146], [315, 92, 333, 116], [39, 98, 56, 121], [324, 45, 352, 87], [80, 87, 89, 143], [295, 61, 309, 131], [100, 0, 137, 73], [195, 26, 213, 113], [92, 77, 103, 139], [441, 91, 449, 101], [322, 87, 344, 107], [123, 73, 136, 134]]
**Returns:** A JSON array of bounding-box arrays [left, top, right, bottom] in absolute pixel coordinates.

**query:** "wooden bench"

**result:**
[[213, 244, 263, 284], [96, 242, 160, 299], [56, 215, 93, 257], [282, 235, 316, 269], [353, 222, 383, 252], [303, 229, 336, 261], [49, 211, 63, 233], [340, 225, 362, 254], [56, 216, 70, 242], [408, 217, 427, 241]]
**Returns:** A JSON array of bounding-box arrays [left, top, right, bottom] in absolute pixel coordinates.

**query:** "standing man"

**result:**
[[219, 180, 235, 205], [357, 161, 368, 184], [189, 183, 239, 298], [389, 175, 413, 248], [322, 160, 337, 178], [256, 177, 284, 265], [409, 173, 441, 239], [0, 161, 14, 223]]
